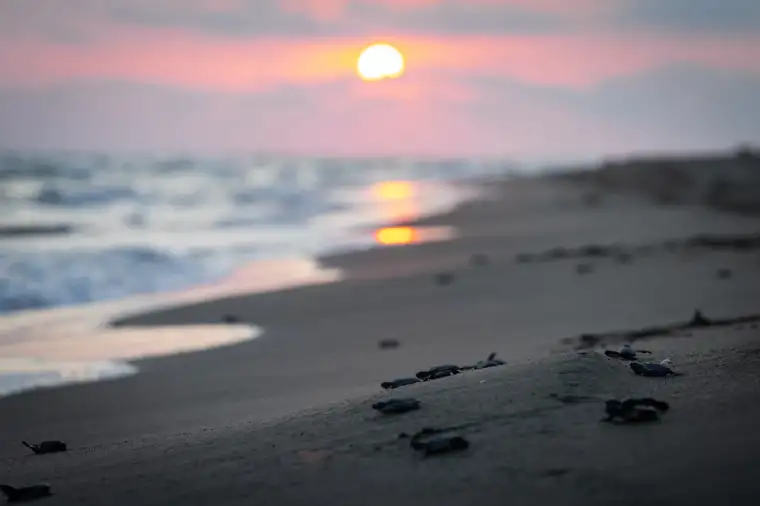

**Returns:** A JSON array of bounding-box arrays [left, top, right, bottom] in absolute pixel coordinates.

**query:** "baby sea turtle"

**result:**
[[575, 263, 593, 275], [630, 361, 681, 377], [372, 398, 421, 415], [409, 427, 470, 456], [381, 377, 420, 390], [0, 484, 52, 503], [604, 344, 651, 361], [603, 398, 670, 424], [22, 440, 67, 455], [416, 364, 460, 381]]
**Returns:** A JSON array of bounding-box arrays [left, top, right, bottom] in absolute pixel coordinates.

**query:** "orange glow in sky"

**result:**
[[2, 1, 760, 155]]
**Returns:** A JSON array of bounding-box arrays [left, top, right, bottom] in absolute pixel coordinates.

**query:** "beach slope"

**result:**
[[2, 166, 760, 505]]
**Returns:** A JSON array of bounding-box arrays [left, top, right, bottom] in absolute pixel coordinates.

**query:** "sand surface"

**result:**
[[2, 168, 760, 505]]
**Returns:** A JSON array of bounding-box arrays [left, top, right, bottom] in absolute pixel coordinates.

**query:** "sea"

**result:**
[[0, 152, 521, 396]]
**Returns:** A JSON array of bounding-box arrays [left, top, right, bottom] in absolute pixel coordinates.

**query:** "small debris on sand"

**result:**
[[434, 272, 455, 286], [381, 378, 421, 390], [575, 263, 593, 275], [222, 314, 240, 324], [378, 338, 400, 350], [372, 398, 421, 415], [603, 398, 670, 424], [0, 484, 52, 503], [582, 192, 602, 207], [469, 253, 490, 267], [22, 440, 67, 455], [717, 268, 733, 279]]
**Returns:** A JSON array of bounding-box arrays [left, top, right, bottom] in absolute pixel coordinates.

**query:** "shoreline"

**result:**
[[0, 176, 485, 397]]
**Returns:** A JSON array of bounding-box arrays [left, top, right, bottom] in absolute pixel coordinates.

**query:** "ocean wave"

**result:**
[[0, 223, 75, 238], [0, 152, 516, 313], [0, 247, 216, 313]]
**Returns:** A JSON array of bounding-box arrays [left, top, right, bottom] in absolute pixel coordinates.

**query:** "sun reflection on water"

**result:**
[[375, 226, 417, 245], [370, 180, 455, 246]]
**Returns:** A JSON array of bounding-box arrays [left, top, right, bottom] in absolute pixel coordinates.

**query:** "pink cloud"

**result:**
[[279, 0, 614, 20]]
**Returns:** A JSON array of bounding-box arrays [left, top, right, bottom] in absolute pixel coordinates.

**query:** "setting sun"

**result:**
[[357, 43, 405, 81]]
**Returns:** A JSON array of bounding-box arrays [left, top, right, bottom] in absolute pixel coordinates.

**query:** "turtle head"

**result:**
[[0, 485, 17, 496], [605, 400, 623, 415]]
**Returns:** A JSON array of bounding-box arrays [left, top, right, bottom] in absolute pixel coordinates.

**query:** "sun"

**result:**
[[357, 43, 405, 81]]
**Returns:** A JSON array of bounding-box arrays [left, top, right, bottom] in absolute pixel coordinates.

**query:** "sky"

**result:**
[[1, 0, 759, 158]]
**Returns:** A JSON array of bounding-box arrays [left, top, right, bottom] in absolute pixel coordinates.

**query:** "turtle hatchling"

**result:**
[[603, 398, 670, 424], [630, 361, 681, 377], [416, 364, 460, 381], [0, 484, 52, 503], [604, 344, 651, 361], [22, 440, 67, 455], [372, 398, 421, 414], [409, 428, 470, 456], [381, 377, 420, 390]]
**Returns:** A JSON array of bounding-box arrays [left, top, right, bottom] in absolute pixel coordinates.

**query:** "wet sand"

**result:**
[[2, 165, 760, 505]]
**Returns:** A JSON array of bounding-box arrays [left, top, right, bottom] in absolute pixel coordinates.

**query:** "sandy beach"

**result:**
[[2, 157, 760, 505]]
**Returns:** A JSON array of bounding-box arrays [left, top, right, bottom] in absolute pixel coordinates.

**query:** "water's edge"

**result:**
[[0, 177, 490, 398]]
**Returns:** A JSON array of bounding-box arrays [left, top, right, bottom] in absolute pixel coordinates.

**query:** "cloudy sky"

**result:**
[[1, 0, 759, 158]]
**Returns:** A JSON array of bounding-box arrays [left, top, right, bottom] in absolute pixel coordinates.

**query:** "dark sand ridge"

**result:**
[[2, 164, 760, 505], [558, 147, 760, 214]]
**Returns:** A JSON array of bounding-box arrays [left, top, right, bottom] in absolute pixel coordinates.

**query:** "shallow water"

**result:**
[[0, 255, 348, 397], [1, 152, 512, 313], [1, 152, 501, 396]]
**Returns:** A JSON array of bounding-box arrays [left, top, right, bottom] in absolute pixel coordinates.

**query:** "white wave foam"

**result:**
[[0, 256, 344, 397]]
